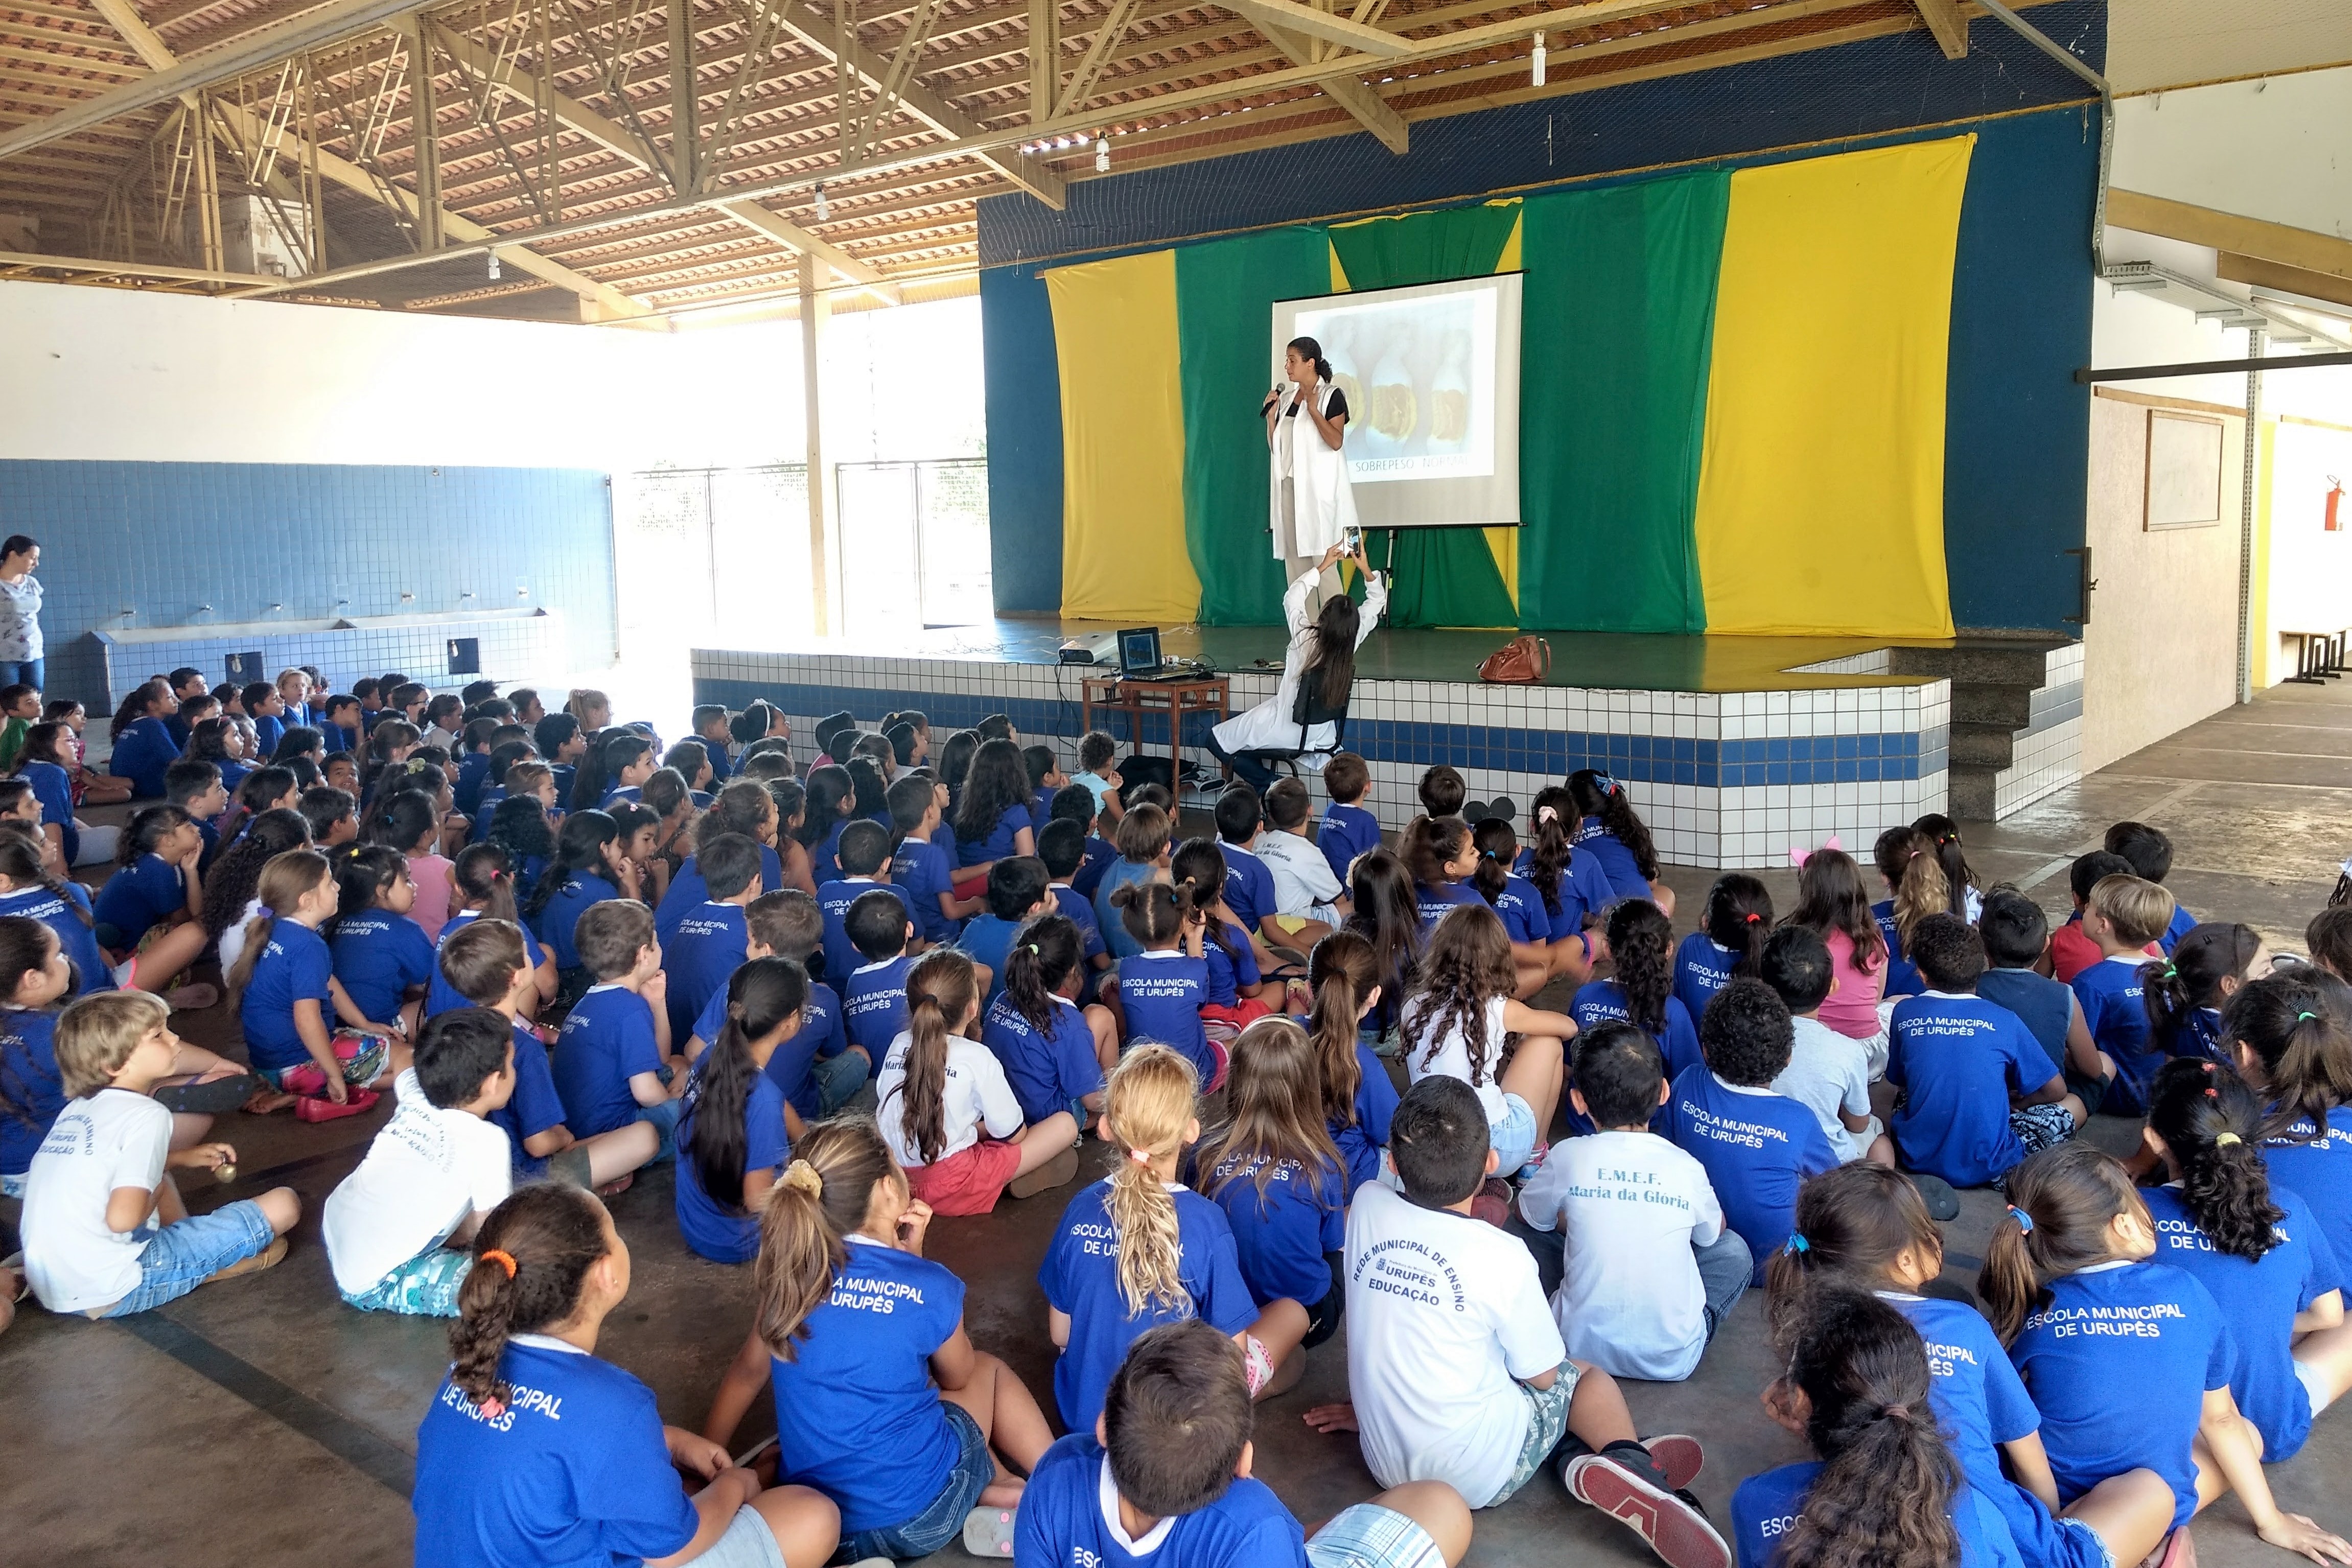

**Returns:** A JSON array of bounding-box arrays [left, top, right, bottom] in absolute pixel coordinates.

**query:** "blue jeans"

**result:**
[[812, 1047, 870, 1113], [0, 659, 45, 692], [103, 1200, 276, 1317], [637, 1095, 686, 1164], [1203, 732, 1282, 796], [835, 1400, 992, 1561]]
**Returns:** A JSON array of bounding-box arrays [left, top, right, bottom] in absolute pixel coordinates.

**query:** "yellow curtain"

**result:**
[[1045, 250, 1201, 621], [1693, 137, 1973, 637]]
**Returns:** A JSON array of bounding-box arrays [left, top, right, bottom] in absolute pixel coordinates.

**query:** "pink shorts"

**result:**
[[904, 1138, 1025, 1216], [1200, 998, 1272, 1032]]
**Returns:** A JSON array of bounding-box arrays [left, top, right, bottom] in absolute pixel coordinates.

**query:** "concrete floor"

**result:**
[[7, 678, 2351, 1568]]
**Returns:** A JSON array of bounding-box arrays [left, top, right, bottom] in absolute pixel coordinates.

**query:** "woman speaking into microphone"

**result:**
[[1264, 336, 1358, 572]]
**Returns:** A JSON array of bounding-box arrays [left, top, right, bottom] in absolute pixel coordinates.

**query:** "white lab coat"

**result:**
[[1269, 379, 1358, 561], [1210, 565, 1387, 767]]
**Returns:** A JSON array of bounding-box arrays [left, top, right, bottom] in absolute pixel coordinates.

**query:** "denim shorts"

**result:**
[[811, 1049, 870, 1114], [835, 1400, 992, 1561], [637, 1095, 686, 1165], [695, 1503, 787, 1568], [103, 1200, 276, 1317], [1489, 1092, 1538, 1178], [1307, 1503, 1447, 1568]]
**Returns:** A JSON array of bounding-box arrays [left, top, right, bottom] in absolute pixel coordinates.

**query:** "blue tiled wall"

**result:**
[[0, 461, 616, 708]]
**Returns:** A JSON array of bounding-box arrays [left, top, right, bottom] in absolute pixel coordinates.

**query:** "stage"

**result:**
[[692, 619, 2083, 869]]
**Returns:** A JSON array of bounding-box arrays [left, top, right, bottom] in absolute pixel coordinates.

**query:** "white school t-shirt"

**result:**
[[1517, 1129, 1725, 1382], [322, 1069, 514, 1295], [1255, 830, 1346, 922], [1404, 995, 1512, 1128], [1344, 1182, 1565, 1507], [1771, 1015, 1874, 1165], [874, 1029, 1026, 1170], [21, 1087, 171, 1313]]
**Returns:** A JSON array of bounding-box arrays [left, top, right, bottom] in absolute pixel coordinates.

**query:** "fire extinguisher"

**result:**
[[2328, 475, 2344, 532]]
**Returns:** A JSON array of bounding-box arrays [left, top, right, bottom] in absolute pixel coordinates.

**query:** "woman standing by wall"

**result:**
[[0, 537, 43, 692]]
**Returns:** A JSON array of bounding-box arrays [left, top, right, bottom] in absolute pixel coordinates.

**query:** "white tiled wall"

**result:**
[[1992, 643, 2085, 818]]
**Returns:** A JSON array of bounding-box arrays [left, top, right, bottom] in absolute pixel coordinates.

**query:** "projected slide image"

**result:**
[[1293, 289, 1496, 484]]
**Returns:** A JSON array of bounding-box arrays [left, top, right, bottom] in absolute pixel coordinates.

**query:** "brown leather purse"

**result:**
[[1478, 635, 1552, 684]]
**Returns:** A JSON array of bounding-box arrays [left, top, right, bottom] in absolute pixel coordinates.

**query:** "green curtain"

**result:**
[[1328, 204, 1520, 629], [1174, 227, 1331, 625], [1517, 172, 1730, 633]]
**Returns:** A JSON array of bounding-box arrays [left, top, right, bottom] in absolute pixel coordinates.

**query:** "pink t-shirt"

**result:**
[[1818, 925, 1886, 1039], [406, 852, 455, 942]]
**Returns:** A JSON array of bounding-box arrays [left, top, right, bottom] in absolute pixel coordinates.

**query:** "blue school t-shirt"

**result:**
[[655, 848, 783, 937], [1016, 1434, 1308, 1568], [953, 912, 1024, 1010], [252, 713, 285, 756], [955, 803, 1033, 869], [1573, 980, 1702, 1080], [1319, 802, 1383, 885], [455, 752, 494, 815], [807, 819, 851, 887], [890, 838, 961, 945], [1118, 950, 1212, 1081], [1483, 873, 1551, 947], [1038, 1178, 1258, 1433], [2264, 1107, 2352, 1268], [424, 912, 546, 1018], [1732, 1463, 2022, 1568], [673, 1067, 788, 1263], [982, 991, 1103, 1124], [552, 984, 663, 1138], [1220, 842, 1278, 932], [844, 954, 914, 1059], [818, 877, 917, 988], [240, 920, 336, 1071], [1668, 1065, 1838, 1281], [1574, 817, 1651, 902], [20, 758, 78, 867], [0, 883, 111, 996], [0, 1009, 63, 1177], [2163, 1007, 2228, 1065], [1332, 1043, 1399, 1196], [107, 718, 178, 800], [1072, 834, 1117, 901], [665, 902, 748, 1042], [92, 853, 184, 941], [533, 870, 619, 973], [2160, 903, 2197, 955], [691, 973, 849, 1120], [1672, 933, 1741, 1022], [329, 909, 436, 1027], [411, 1340, 700, 1568], [1096, 858, 1157, 961], [2070, 955, 2160, 1114], [769, 1239, 967, 1534], [1872, 899, 1926, 998], [2145, 1183, 2341, 1461], [1975, 967, 2074, 1082], [1886, 992, 2054, 1188], [1052, 884, 1108, 967], [2008, 1259, 2236, 1528], [1413, 879, 1484, 933], [1201, 926, 1260, 1008], [1513, 845, 1614, 941], [1205, 1151, 1345, 1309], [489, 1018, 567, 1179]]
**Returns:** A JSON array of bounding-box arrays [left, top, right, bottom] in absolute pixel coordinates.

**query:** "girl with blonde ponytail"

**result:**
[[416, 1184, 841, 1568], [1307, 929, 1396, 1195], [702, 1118, 1052, 1563], [876, 948, 1080, 1215], [1038, 1043, 1261, 1435], [1987, 1143, 2348, 1567], [2141, 1058, 2352, 1463]]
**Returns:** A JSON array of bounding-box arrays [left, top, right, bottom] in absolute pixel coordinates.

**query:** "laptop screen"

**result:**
[[1118, 627, 1162, 675]]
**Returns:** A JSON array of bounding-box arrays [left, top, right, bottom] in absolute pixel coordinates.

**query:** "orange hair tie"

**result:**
[[481, 1248, 518, 1279]]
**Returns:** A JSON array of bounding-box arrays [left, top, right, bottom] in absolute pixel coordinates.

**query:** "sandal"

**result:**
[[293, 1087, 380, 1122], [202, 1236, 289, 1285], [155, 1072, 267, 1115]]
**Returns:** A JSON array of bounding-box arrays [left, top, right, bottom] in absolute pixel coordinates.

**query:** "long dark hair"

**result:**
[[1784, 848, 1885, 969], [1303, 592, 1359, 716], [1308, 929, 1377, 1130], [453, 842, 523, 925], [2143, 923, 2262, 1055], [115, 803, 192, 870], [1471, 818, 1517, 907], [1703, 873, 1774, 978], [109, 679, 170, 740], [2148, 1058, 2283, 1262], [449, 1184, 611, 1410], [938, 729, 980, 798], [1002, 912, 1082, 1036], [2224, 973, 2352, 1141], [1606, 897, 1675, 1035], [1400, 813, 1469, 890], [1773, 1288, 1965, 1568], [525, 809, 619, 919], [1342, 847, 1420, 1013], [797, 763, 854, 851], [683, 956, 807, 1209], [1405, 903, 1515, 1085], [1524, 788, 1576, 917], [1763, 1164, 1944, 1347], [888, 949, 979, 1166], [361, 787, 439, 856], [0, 829, 87, 929], [0, 916, 61, 1131], [485, 795, 556, 872], [1568, 768, 1659, 880], [198, 808, 310, 939], [1170, 838, 1241, 963], [954, 738, 1029, 846], [1911, 814, 1975, 917], [1981, 1142, 2146, 1342]]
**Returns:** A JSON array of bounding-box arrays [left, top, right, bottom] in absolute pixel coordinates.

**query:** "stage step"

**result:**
[[1950, 720, 2021, 769], [1878, 635, 2074, 825], [1951, 683, 2034, 729]]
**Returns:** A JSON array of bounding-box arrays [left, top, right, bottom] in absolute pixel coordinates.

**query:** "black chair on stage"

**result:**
[[1233, 662, 1352, 782]]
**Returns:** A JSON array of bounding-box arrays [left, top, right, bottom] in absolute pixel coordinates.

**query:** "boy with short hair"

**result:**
[[1072, 731, 1125, 824], [1253, 777, 1349, 939], [1322, 1074, 1722, 1564], [1099, 804, 1174, 961], [843, 888, 920, 1061], [686, 890, 863, 1119], [322, 1007, 516, 1315], [954, 856, 1045, 1008], [888, 771, 976, 944], [439, 918, 655, 1187], [819, 817, 918, 981], [690, 704, 735, 784], [298, 784, 359, 848], [1756, 927, 1889, 1167], [165, 667, 209, 748], [1416, 766, 1465, 821], [553, 900, 683, 1154], [978, 713, 1017, 743], [1051, 783, 1119, 901], [1319, 753, 1382, 885], [2048, 850, 2138, 982], [1977, 888, 2114, 1112], [2069, 874, 2177, 1116], [21, 991, 299, 1317], [2105, 820, 2196, 953], [165, 757, 230, 868], [1518, 1023, 1749, 1384], [664, 832, 764, 1041], [1214, 785, 1279, 937], [1018, 1318, 1474, 1568], [1037, 818, 1112, 984], [1887, 914, 2080, 1189], [1022, 742, 1067, 826], [0, 682, 37, 771], [1667, 978, 1837, 1278], [812, 710, 856, 760]]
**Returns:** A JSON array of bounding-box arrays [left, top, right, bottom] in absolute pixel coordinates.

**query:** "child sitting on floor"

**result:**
[[2105, 822, 2196, 953], [1071, 730, 1124, 825], [1402, 903, 1570, 1181], [843, 887, 919, 1063], [230, 849, 407, 1110], [664, 832, 763, 1043], [552, 899, 681, 1150], [1255, 777, 1350, 940], [1097, 805, 1173, 962], [1758, 926, 1891, 1167], [1111, 879, 1217, 1088], [673, 956, 805, 1263], [1668, 977, 1836, 1277], [1173, 837, 1273, 1028], [1036, 818, 1111, 992], [981, 911, 1115, 1127], [1401, 815, 1484, 933], [887, 772, 974, 946], [1976, 888, 2111, 1113], [687, 892, 862, 1120], [328, 844, 435, 1041], [2047, 850, 2139, 985], [1214, 786, 1280, 938], [2068, 874, 2176, 1117], [951, 855, 1044, 1009], [817, 819, 912, 982], [1307, 930, 1398, 1198], [21, 991, 299, 1317], [1017, 1320, 1474, 1568], [1318, 752, 1382, 884], [321, 1007, 515, 1316]]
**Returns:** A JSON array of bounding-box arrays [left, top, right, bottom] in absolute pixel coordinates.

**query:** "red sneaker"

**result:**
[[1642, 1435, 1705, 1492], [1565, 1453, 1732, 1568]]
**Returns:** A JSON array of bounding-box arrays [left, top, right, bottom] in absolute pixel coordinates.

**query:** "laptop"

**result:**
[[1117, 626, 1172, 678]]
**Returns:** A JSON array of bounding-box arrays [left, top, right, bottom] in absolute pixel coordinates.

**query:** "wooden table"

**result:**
[[1080, 673, 1231, 783]]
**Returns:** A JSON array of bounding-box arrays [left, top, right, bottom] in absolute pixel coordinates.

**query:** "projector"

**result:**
[[1059, 634, 1122, 665]]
